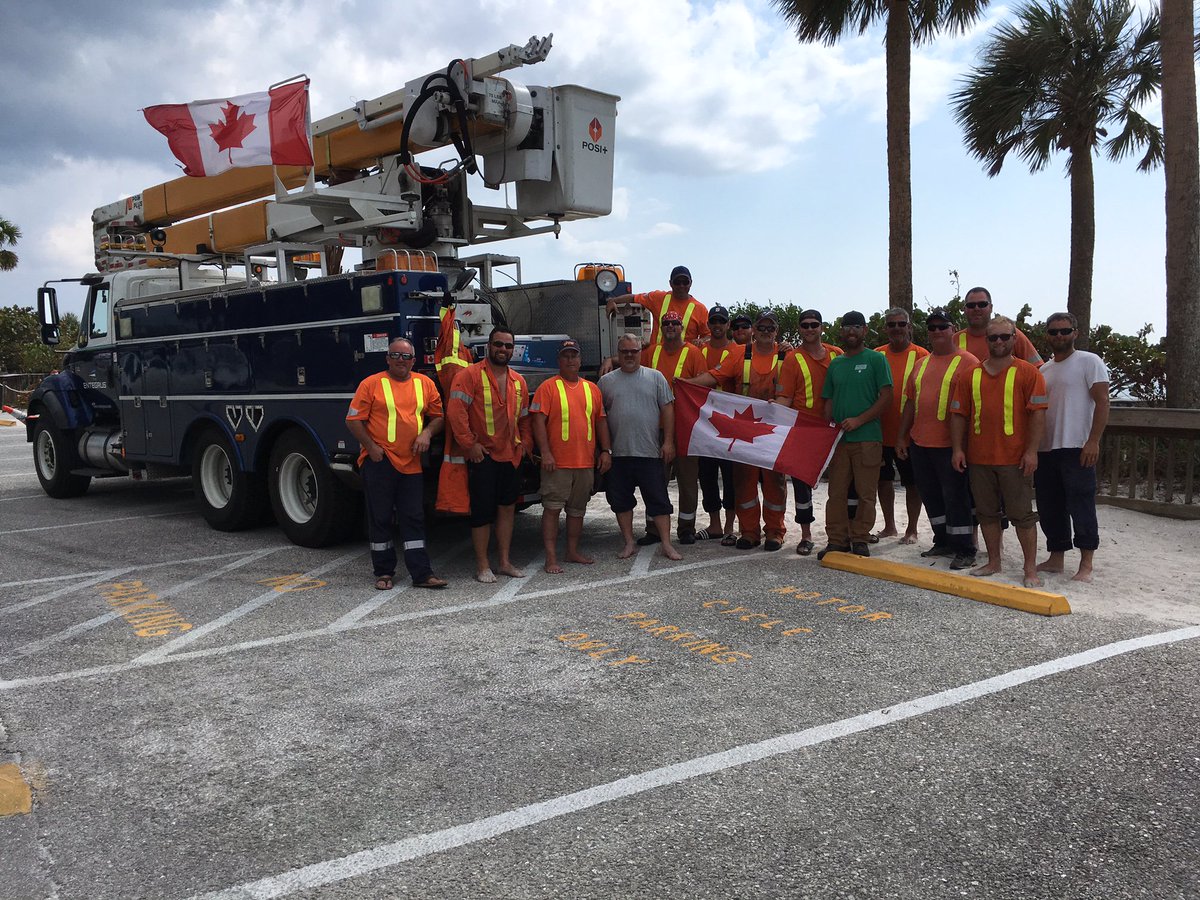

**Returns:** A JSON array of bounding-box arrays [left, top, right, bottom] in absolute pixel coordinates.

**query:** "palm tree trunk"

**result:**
[[1067, 146, 1095, 350], [1162, 0, 1200, 407], [885, 0, 913, 312]]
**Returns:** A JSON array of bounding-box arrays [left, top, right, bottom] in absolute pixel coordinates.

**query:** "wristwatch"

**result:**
[[600, 448, 612, 454]]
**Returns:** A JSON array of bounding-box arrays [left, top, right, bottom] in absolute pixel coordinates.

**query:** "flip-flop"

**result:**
[[720, 533, 737, 547], [375, 575, 393, 591], [414, 576, 448, 589]]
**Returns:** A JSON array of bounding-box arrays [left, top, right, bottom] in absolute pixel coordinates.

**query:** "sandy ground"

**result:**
[[802, 486, 1200, 626]]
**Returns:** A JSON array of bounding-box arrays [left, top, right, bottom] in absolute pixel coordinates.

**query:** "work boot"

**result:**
[[816, 543, 850, 561], [851, 542, 870, 557], [920, 545, 955, 558], [950, 551, 977, 571], [677, 527, 696, 545]]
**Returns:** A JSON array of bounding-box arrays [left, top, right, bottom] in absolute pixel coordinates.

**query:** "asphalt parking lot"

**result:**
[[1, 422, 1198, 899]]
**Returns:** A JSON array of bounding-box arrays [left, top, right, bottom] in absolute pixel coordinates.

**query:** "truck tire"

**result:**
[[192, 427, 268, 531], [268, 429, 361, 548], [32, 420, 91, 498]]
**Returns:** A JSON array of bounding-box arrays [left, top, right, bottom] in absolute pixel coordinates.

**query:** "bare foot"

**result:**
[[475, 569, 497, 584], [1036, 558, 1065, 573], [565, 552, 595, 565], [497, 565, 526, 578], [900, 532, 918, 545], [543, 561, 564, 575], [1072, 569, 1094, 583], [659, 545, 683, 561], [872, 528, 898, 541], [1023, 573, 1043, 588], [970, 563, 1001, 578], [617, 543, 637, 559]]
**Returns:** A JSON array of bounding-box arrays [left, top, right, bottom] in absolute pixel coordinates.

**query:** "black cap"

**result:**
[[756, 308, 778, 324], [670, 265, 691, 282], [709, 304, 730, 322], [799, 309, 823, 324], [558, 339, 582, 355], [927, 307, 951, 324], [841, 311, 867, 327], [731, 314, 753, 328]]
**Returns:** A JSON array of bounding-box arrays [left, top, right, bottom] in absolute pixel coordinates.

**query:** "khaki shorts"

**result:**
[[969, 464, 1038, 528], [541, 466, 595, 516]]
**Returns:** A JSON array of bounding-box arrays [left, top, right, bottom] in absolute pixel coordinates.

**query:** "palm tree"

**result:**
[[773, 0, 989, 313], [951, 0, 1162, 349], [0, 218, 20, 271], [1160, 0, 1199, 407]]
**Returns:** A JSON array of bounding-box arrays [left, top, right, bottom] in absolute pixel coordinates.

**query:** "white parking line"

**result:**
[[629, 545, 654, 578], [191, 624, 1200, 900], [0, 493, 45, 502], [4, 571, 108, 587], [0, 509, 192, 535], [131, 549, 363, 663], [1, 549, 285, 662]]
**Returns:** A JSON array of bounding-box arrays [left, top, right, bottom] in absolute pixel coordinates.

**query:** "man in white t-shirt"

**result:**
[[1034, 312, 1110, 582]]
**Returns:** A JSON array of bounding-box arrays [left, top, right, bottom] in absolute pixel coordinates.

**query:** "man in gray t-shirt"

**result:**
[[598, 334, 682, 561]]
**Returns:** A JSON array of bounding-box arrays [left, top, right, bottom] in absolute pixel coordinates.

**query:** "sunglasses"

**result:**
[[709, 318, 729, 325], [799, 321, 822, 330], [927, 323, 952, 331], [662, 320, 683, 327], [732, 323, 752, 329], [987, 333, 1015, 343], [756, 324, 777, 332], [965, 301, 991, 310], [618, 348, 641, 354], [386, 351, 415, 360], [886, 322, 909, 329], [1047, 327, 1074, 336], [671, 278, 691, 286], [491, 341, 515, 349]]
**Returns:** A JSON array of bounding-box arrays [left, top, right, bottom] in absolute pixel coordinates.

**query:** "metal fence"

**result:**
[[1099, 408, 1200, 520], [0, 373, 46, 414]]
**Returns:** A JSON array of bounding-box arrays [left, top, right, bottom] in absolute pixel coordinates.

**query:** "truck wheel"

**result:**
[[192, 427, 268, 531], [33, 420, 91, 498], [268, 429, 361, 548]]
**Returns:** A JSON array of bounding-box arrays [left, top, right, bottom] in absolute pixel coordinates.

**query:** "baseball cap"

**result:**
[[756, 308, 778, 324], [709, 304, 730, 322], [558, 339, 582, 355], [731, 314, 753, 328], [841, 311, 867, 327], [926, 307, 952, 324], [799, 309, 823, 324], [670, 265, 691, 282], [661, 310, 684, 323]]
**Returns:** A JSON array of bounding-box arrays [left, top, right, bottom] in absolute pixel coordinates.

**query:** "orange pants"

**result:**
[[734, 464, 787, 542]]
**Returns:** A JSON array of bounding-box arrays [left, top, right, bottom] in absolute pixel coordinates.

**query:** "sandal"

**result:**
[[414, 575, 448, 589], [796, 539, 815, 557], [720, 533, 737, 547], [694, 528, 715, 541], [375, 575, 394, 591]]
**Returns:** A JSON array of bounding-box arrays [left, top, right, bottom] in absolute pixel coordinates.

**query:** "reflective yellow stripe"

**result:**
[[937, 356, 961, 421], [481, 372, 496, 436], [380, 376, 398, 442], [913, 357, 930, 419], [673, 346, 689, 380], [681, 301, 695, 335], [513, 380, 523, 445], [651, 344, 663, 370], [555, 378, 571, 442], [899, 349, 918, 414], [971, 368, 983, 435], [958, 332, 968, 350], [742, 357, 752, 395], [656, 296, 695, 342], [413, 377, 425, 435], [584, 382, 594, 442], [1003, 365, 1016, 436], [796, 353, 815, 408]]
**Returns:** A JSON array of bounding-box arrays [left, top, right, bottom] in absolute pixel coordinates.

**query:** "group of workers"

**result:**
[[346, 266, 1110, 592]]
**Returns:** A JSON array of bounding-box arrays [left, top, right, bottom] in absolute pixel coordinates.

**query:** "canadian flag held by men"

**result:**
[[674, 380, 842, 486], [143, 81, 314, 178]]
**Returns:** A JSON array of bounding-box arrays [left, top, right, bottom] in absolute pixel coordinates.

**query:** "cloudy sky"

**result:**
[[0, 0, 1185, 337]]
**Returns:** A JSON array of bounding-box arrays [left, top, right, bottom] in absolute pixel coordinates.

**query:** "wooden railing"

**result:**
[[1098, 407, 1200, 520]]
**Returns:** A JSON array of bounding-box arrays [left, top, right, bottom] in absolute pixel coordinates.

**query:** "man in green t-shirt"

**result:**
[[819, 310, 893, 559]]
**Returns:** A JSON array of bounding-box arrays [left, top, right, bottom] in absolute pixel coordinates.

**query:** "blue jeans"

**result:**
[[1035, 449, 1099, 552]]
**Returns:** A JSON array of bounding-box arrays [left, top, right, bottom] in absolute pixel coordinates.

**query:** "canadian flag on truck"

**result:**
[[674, 380, 842, 486], [143, 81, 314, 177]]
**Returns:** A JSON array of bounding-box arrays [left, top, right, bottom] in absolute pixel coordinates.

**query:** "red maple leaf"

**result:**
[[710, 405, 776, 451], [209, 102, 257, 158]]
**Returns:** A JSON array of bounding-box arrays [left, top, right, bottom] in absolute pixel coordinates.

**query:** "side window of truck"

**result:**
[[90, 287, 110, 339]]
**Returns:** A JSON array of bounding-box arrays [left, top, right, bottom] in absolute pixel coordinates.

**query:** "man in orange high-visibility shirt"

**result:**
[[688, 309, 788, 552], [346, 338, 448, 591], [954, 286, 1042, 366], [776, 308, 841, 556], [872, 307, 929, 545], [696, 304, 737, 543], [951, 315, 1048, 587], [446, 327, 534, 584], [531, 339, 612, 575], [606, 265, 710, 346], [641, 310, 706, 544], [895, 307, 979, 571]]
